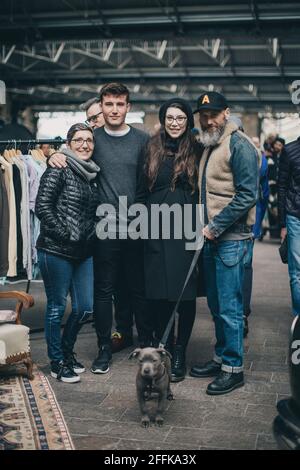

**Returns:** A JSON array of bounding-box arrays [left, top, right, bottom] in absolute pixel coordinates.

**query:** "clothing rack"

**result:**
[[0, 137, 66, 294], [0, 138, 66, 145]]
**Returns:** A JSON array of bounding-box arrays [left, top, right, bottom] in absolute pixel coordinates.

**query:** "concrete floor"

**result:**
[[1, 238, 292, 450]]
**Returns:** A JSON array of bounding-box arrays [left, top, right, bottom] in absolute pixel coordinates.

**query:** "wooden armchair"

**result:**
[[0, 290, 34, 379]]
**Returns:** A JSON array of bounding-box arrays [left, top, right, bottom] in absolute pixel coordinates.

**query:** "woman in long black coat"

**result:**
[[136, 98, 202, 382]]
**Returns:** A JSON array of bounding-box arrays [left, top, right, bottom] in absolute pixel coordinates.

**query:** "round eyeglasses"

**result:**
[[165, 115, 187, 126], [71, 138, 94, 146]]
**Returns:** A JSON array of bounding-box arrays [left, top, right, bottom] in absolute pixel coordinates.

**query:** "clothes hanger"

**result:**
[[10, 140, 18, 157], [3, 143, 12, 162], [28, 141, 38, 160]]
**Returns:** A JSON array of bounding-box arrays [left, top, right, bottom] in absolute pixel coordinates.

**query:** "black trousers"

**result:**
[[114, 262, 134, 337], [150, 299, 196, 349], [93, 238, 154, 347]]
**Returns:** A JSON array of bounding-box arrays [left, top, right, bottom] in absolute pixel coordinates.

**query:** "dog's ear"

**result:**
[[156, 348, 172, 360], [128, 348, 142, 360]]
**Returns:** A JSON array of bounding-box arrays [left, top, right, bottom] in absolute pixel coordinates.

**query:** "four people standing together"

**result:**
[[36, 83, 261, 395]]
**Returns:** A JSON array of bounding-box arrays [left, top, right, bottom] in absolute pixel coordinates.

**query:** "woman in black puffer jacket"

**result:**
[[35, 123, 100, 384]]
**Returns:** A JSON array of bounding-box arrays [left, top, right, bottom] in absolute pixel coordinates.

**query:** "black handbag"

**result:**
[[279, 237, 288, 264]]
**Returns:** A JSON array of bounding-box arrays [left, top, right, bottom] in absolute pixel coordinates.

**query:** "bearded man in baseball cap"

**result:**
[[190, 91, 261, 395]]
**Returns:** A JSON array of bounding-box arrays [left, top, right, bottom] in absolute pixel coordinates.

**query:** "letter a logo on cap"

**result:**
[[202, 95, 210, 104]]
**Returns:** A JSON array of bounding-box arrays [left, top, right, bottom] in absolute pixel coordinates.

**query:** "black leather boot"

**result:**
[[206, 371, 244, 395], [190, 360, 221, 378], [171, 345, 186, 382]]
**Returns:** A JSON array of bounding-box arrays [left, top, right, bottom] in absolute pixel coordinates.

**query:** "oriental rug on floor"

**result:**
[[0, 365, 74, 450]]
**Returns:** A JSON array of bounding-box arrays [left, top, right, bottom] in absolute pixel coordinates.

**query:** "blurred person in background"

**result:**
[[40, 143, 52, 158], [264, 135, 285, 239], [273, 137, 285, 158]]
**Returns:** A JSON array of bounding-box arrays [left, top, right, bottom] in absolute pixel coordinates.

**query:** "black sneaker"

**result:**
[[50, 361, 80, 383], [50, 361, 62, 378], [64, 352, 85, 374], [91, 345, 112, 374]]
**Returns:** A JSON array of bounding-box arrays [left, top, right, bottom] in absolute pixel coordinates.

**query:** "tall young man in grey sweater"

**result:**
[[49, 83, 153, 374]]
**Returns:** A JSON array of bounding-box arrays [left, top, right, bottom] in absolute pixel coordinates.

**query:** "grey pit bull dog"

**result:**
[[129, 347, 174, 427]]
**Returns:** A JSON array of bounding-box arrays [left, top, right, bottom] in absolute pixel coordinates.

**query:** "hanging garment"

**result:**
[[21, 155, 46, 278], [0, 156, 17, 276], [12, 163, 23, 275], [27, 157, 46, 274], [13, 157, 32, 279], [0, 166, 9, 276]]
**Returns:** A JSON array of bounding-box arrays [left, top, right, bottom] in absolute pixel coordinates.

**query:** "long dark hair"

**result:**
[[145, 113, 199, 193]]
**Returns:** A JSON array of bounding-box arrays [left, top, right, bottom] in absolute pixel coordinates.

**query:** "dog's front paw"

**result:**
[[141, 416, 150, 428], [167, 392, 174, 400], [155, 415, 164, 427]]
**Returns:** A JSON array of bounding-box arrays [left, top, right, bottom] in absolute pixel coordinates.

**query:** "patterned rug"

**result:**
[[0, 365, 74, 450]]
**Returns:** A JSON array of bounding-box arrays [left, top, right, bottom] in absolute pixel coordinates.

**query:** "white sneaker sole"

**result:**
[[73, 367, 85, 374], [59, 376, 81, 383], [50, 371, 80, 383], [91, 366, 110, 374]]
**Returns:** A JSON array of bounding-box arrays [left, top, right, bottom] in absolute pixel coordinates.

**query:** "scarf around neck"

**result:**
[[63, 148, 100, 182]]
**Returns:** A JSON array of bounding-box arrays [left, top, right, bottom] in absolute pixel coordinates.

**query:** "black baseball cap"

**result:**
[[193, 91, 229, 113]]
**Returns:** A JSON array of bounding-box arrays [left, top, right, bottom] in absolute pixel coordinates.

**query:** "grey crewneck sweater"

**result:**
[[92, 126, 149, 210]]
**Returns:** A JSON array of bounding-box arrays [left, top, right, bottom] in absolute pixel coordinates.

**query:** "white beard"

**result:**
[[200, 123, 226, 147]]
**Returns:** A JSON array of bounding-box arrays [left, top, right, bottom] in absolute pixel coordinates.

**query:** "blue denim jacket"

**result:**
[[207, 132, 259, 238]]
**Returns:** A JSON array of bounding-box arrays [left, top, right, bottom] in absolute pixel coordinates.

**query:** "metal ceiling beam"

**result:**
[[7, 88, 291, 102], [13, 49, 69, 69], [69, 46, 117, 68], [267, 37, 297, 111], [2, 66, 300, 86], [1, 7, 300, 43], [8, 93, 295, 110], [53, 42, 66, 63], [4, 41, 300, 54], [2, 45, 16, 64], [2, 11, 300, 28]]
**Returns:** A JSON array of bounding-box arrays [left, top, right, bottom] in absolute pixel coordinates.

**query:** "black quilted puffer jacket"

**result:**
[[35, 162, 99, 260]]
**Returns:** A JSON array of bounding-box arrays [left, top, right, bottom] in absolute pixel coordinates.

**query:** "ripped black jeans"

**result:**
[[38, 250, 93, 363]]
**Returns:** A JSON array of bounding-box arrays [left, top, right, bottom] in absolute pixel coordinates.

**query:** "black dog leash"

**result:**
[[159, 236, 205, 349]]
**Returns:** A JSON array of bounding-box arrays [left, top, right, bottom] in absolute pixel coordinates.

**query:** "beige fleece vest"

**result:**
[[198, 122, 261, 226]]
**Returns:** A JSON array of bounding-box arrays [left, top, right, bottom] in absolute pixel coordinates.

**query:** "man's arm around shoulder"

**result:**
[[48, 152, 67, 168]]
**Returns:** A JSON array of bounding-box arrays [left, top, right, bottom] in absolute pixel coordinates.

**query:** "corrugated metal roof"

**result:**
[[0, 1, 299, 112]]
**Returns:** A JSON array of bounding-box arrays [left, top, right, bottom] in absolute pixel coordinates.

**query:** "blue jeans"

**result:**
[[243, 239, 255, 317], [38, 250, 94, 363], [287, 215, 300, 316], [203, 239, 253, 372]]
